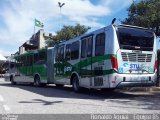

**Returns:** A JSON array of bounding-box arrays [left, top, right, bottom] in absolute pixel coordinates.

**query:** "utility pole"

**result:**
[[58, 2, 65, 30]]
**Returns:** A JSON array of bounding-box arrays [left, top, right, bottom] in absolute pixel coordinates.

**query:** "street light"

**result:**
[[58, 2, 65, 30]]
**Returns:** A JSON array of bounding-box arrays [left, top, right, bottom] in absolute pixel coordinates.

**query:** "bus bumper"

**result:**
[[116, 81, 155, 88], [109, 73, 156, 88]]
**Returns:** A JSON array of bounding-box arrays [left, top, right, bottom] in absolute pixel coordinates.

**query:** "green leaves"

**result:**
[[46, 24, 90, 47], [123, 0, 160, 36], [56, 24, 90, 41]]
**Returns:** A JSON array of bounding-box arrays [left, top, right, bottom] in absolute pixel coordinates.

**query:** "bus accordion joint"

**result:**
[[111, 55, 118, 72]]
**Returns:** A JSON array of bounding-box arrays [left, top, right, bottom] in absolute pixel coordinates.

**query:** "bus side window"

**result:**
[[16, 57, 20, 67], [95, 33, 105, 56], [10, 63, 15, 69], [56, 46, 64, 62], [21, 56, 25, 66], [56, 47, 60, 62], [87, 37, 93, 57], [65, 44, 71, 60], [26, 56, 30, 66], [23, 56, 27, 66], [34, 53, 38, 63], [81, 39, 86, 58], [81, 36, 93, 58], [71, 41, 79, 60], [29, 55, 33, 65], [39, 50, 47, 61], [60, 46, 64, 61]]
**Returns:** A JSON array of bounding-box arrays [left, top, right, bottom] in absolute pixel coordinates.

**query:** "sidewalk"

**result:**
[[150, 86, 160, 91]]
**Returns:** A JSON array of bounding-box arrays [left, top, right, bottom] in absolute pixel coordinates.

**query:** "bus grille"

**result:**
[[121, 52, 152, 62]]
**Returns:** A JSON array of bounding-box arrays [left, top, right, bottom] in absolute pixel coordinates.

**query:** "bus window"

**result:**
[[10, 62, 15, 69], [81, 39, 86, 58], [60, 46, 64, 61], [87, 37, 93, 57], [65, 44, 71, 60], [56, 47, 60, 62], [39, 50, 47, 61], [81, 36, 93, 58], [34, 53, 38, 63], [71, 41, 79, 60], [35, 60, 46, 65], [16, 57, 22, 67], [95, 33, 105, 56], [19, 56, 26, 66], [56, 46, 64, 62], [117, 27, 154, 51], [29, 55, 33, 65], [25, 55, 33, 66]]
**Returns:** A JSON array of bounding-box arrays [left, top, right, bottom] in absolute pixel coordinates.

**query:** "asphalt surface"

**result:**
[[0, 78, 160, 114]]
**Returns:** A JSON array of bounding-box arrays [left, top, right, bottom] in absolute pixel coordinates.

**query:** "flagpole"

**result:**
[[34, 26, 36, 38]]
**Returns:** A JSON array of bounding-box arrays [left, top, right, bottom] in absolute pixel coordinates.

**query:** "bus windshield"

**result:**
[[117, 27, 154, 51]]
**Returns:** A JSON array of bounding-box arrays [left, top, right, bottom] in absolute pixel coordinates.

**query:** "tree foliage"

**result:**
[[46, 24, 90, 46], [122, 0, 160, 36]]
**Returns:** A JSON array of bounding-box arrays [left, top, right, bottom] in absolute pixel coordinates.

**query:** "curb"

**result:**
[[151, 87, 160, 91], [121, 86, 160, 92]]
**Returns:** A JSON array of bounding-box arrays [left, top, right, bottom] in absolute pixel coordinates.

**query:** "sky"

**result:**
[[0, 0, 135, 56]]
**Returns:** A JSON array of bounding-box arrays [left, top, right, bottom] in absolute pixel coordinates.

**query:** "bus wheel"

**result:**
[[72, 76, 81, 92], [34, 75, 41, 87], [10, 76, 16, 85]]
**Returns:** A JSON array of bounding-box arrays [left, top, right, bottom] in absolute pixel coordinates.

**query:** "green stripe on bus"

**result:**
[[68, 54, 116, 69]]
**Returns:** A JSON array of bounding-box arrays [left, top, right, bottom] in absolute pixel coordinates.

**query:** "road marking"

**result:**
[[3, 105, 10, 111], [0, 95, 4, 102]]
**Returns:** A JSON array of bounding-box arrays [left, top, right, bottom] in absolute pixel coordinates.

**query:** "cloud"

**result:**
[[100, 0, 132, 12], [0, 49, 12, 56], [0, 0, 132, 56]]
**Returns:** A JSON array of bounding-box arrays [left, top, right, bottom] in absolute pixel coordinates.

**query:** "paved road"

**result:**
[[0, 78, 160, 114]]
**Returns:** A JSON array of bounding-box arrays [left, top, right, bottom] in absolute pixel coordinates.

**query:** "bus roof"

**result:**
[[57, 25, 112, 46], [117, 24, 150, 30]]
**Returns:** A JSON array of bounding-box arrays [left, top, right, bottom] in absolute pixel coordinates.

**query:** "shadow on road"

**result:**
[[0, 81, 160, 110], [0, 82, 119, 99], [19, 99, 62, 105]]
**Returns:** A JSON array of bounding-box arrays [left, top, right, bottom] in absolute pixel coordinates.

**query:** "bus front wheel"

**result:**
[[72, 76, 81, 92]]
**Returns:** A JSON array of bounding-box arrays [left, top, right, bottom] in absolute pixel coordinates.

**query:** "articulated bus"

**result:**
[[5, 24, 157, 92]]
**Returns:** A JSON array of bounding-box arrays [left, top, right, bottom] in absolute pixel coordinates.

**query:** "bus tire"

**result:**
[[72, 75, 81, 92], [10, 76, 16, 85], [34, 75, 42, 87]]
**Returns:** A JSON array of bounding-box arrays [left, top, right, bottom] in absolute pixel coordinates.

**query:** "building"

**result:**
[[19, 29, 52, 55]]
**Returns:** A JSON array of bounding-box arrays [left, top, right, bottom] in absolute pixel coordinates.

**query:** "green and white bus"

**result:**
[[5, 48, 52, 86], [5, 24, 157, 92]]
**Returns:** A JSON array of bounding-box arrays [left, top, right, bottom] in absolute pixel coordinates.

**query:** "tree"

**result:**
[[122, 0, 160, 36], [46, 24, 90, 46]]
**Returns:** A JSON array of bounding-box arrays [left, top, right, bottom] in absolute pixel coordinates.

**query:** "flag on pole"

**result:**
[[35, 19, 44, 27]]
